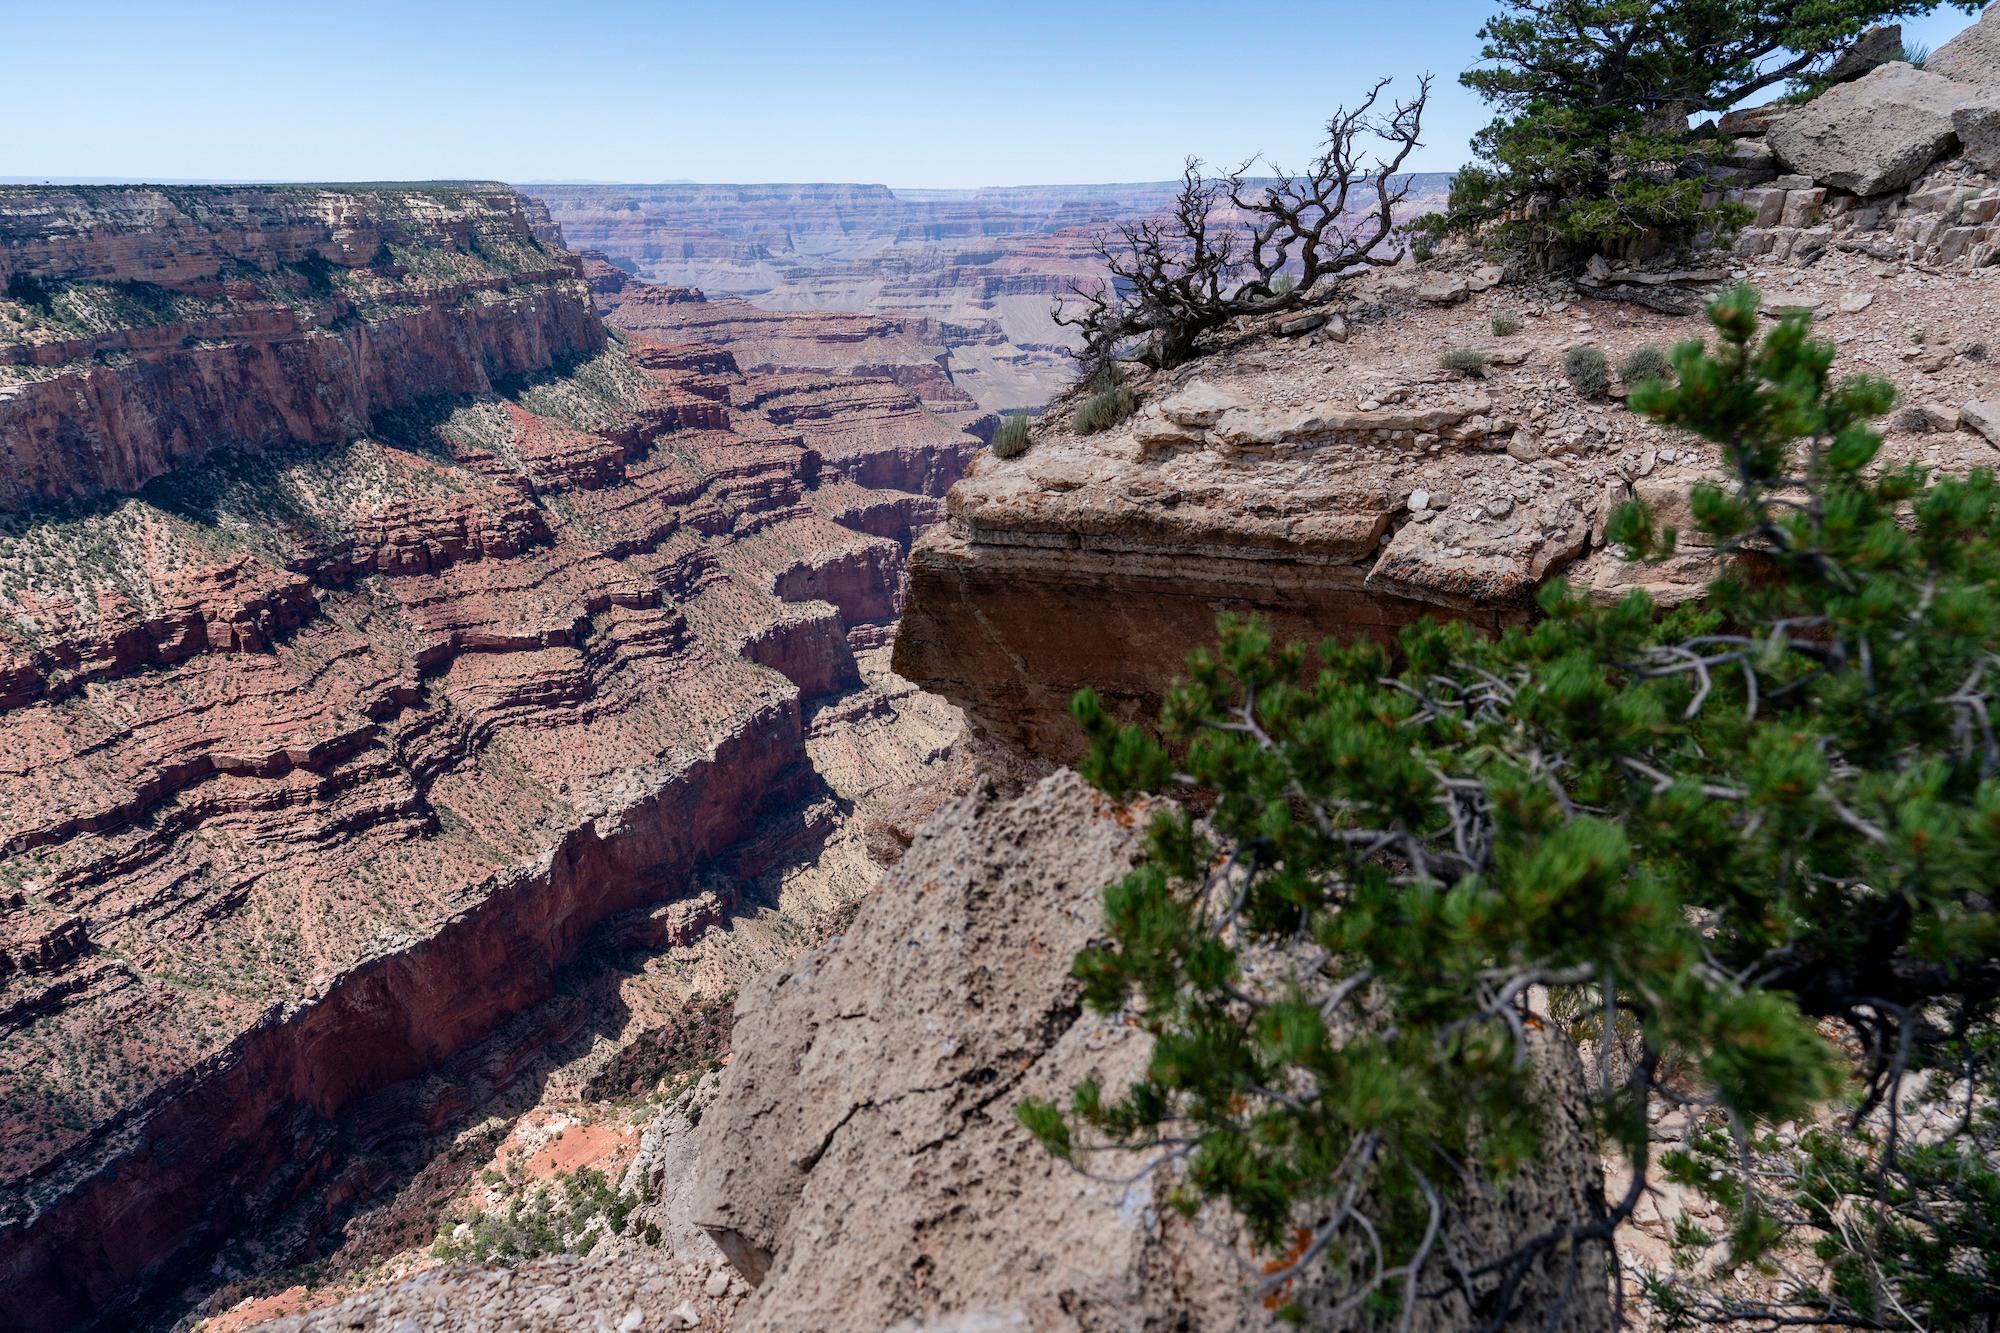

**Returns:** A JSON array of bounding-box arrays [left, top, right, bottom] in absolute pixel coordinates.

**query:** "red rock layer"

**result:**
[[0, 185, 603, 513], [0, 189, 979, 1332], [586, 255, 977, 416]]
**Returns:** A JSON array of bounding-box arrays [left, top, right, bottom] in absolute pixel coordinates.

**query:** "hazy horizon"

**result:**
[[5, 1, 1982, 191]]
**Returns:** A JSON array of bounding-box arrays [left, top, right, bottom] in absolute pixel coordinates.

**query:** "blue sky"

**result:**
[[0, 1, 1985, 188]]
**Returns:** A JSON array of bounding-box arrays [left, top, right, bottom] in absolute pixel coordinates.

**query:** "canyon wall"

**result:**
[[528, 179, 1456, 415], [0, 185, 978, 1332]]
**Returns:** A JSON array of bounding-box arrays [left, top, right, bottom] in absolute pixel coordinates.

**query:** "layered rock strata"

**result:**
[[0, 186, 977, 1332], [528, 179, 1455, 414], [896, 210, 2000, 760]]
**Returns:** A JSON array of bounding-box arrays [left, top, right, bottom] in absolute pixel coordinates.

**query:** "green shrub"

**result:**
[[1439, 346, 1489, 379], [1900, 41, 1931, 68], [1073, 370, 1136, 435], [1028, 285, 2000, 1329], [1491, 312, 1523, 337], [990, 412, 1032, 459], [1412, 0, 1938, 264], [1564, 343, 1610, 398], [432, 1166, 641, 1264], [1618, 344, 1674, 387]]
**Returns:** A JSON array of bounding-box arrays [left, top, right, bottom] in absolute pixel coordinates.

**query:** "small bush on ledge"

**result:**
[[1619, 344, 1674, 388], [1440, 346, 1489, 379], [1564, 343, 1610, 398], [1491, 311, 1523, 337], [1073, 370, 1136, 435], [990, 412, 1032, 459]]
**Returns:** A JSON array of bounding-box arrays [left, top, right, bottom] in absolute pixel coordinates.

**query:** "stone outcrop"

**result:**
[[1824, 23, 1903, 85], [1767, 63, 1983, 196], [890, 307, 1634, 757], [1928, 0, 2000, 88], [0, 187, 978, 1333], [693, 771, 1608, 1332]]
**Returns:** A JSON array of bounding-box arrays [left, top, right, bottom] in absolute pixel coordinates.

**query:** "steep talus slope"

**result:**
[[0, 186, 977, 1332]]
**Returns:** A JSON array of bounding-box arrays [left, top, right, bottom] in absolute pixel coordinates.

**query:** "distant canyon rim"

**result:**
[[526, 178, 1456, 416]]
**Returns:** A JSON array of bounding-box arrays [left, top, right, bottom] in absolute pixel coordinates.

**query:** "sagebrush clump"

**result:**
[[1564, 343, 1610, 397], [1072, 370, 1136, 435], [990, 412, 1032, 458], [1619, 344, 1674, 386], [1440, 347, 1488, 379], [1491, 312, 1523, 337]]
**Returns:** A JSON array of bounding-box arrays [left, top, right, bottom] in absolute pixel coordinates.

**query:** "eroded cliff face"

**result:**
[[0, 185, 605, 513], [0, 186, 977, 1332], [893, 223, 2000, 760]]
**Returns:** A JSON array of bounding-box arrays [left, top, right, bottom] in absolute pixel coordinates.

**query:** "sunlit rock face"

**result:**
[[0, 185, 977, 1333]]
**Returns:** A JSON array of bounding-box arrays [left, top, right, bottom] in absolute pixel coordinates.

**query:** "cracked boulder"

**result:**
[[1929, 1, 2000, 89], [1369, 489, 1592, 610], [1768, 62, 1977, 196]]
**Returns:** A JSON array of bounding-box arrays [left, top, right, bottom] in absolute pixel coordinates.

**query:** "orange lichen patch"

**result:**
[[1261, 1225, 1316, 1310], [206, 1284, 337, 1332]]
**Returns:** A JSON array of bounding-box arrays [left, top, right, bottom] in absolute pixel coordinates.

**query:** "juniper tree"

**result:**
[[1420, 0, 1982, 264], [1054, 78, 1429, 373], [1021, 285, 2000, 1328]]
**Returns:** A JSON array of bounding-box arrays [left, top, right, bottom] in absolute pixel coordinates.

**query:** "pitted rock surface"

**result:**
[[691, 771, 1609, 1332]]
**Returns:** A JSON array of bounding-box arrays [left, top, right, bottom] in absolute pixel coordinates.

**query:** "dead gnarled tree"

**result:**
[[1056, 76, 1430, 373]]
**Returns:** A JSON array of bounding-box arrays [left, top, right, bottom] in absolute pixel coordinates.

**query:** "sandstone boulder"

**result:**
[[1768, 63, 1970, 195], [1825, 24, 1902, 84], [1929, 1, 2000, 89], [1965, 400, 2000, 445], [1957, 101, 2000, 174], [1158, 380, 1243, 428], [1418, 275, 1470, 305], [1368, 490, 1592, 609]]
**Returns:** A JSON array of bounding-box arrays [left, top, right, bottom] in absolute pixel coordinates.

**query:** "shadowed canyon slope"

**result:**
[[528, 179, 1457, 415], [0, 184, 975, 1332]]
